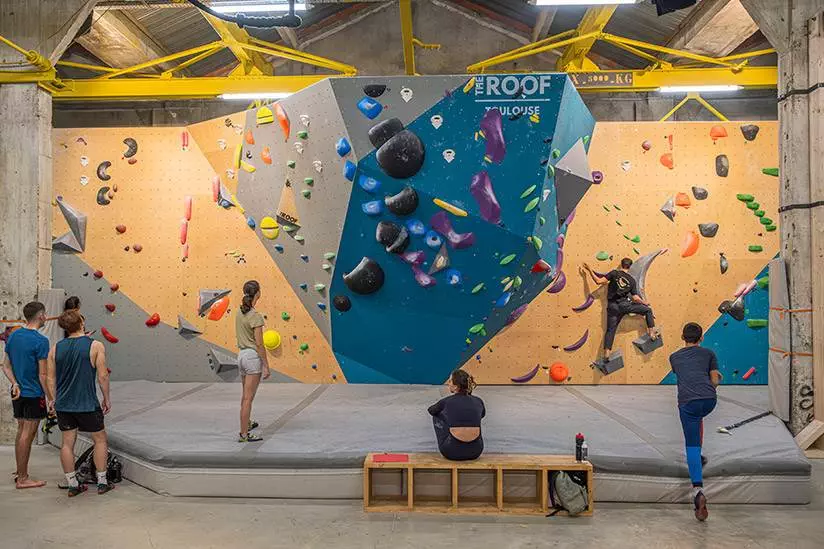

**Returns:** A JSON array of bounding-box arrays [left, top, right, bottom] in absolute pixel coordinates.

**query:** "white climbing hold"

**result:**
[[621, 160, 631, 172], [400, 87, 413, 102], [312, 159, 323, 173], [442, 149, 455, 163], [80, 156, 89, 167], [299, 114, 310, 127], [217, 139, 227, 150], [80, 175, 89, 186], [431, 115, 443, 129], [294, 142, 304, 154]]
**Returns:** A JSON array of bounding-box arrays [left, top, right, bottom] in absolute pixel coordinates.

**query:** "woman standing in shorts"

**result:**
[[235, 280, 270, 442]]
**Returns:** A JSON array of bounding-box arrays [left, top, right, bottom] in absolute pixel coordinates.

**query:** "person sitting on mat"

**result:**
[[669, 322, 721, 522], [581, 258, 657, 361], [235, 280, 270, 443], [47, 309, 113, 496], [427, 369, 485, 461]]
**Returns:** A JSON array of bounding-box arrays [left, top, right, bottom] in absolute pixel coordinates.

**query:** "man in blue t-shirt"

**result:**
[[2, 301, 50, 489], [669, 322, 722, 522]]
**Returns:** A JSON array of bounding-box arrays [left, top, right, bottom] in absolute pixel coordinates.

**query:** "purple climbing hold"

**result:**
[[506, 303, 529, 326], [430, 211, 475, 249], [356, 96, 383, 120], [547, 271, 566, 294], [564, 208, 576, 226], [401, 250, 425, 265], [592, 171, 604, 184], [343, 160, 356, 181], [469, 171, 501, 225], [480, 108, 506, 164], [563, 330, 589, 352], [411, 266, 436, 288], [335, 137, 351, 157], [556, 248, 564, 273], [556, 233, 565, 249]]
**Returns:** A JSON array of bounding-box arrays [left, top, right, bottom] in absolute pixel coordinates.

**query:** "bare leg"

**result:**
[[90, 430, 108, 474], [239, 374, 261, 437], [15, 420, 45, 488], [61, 429, 78, 473]]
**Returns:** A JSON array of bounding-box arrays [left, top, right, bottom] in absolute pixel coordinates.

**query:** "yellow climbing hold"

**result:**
[[524, 197, 540, 213], [233, 144, 243, 169], [433, 198, 468, 217], [503, 279, 514, 292], [260, 216, 279, 240], [256, 105, 274, 125], [501, 276, 511, 285], [263, 329, 281, 350], [529, 113, 540, 124], [463, 77, 476, 94], [240, 161, 256, 173]]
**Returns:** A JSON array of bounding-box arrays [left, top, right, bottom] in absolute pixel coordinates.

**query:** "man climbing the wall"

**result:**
[[669, 322, 721, 522], [1, 302, 50, 489], [581, 258, 657, 363]]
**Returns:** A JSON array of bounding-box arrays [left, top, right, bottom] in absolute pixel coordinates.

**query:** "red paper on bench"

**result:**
[[373, 453, 409, 463]]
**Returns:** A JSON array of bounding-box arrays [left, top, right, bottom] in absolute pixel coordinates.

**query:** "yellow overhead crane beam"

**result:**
[[202, 14, 273, 76], [556, 6, 616, 72]]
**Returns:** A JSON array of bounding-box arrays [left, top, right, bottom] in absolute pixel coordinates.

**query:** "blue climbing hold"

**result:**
[[356, 96, 383, 120], [358, 174, 381, 193], [343, 160, 356, 181], [317, 302, 327, 311], [425, 230, 443, 249], [219, 199, 232, 209], [495, 292, 512, 308], [299, 283, 308, 291], [300, 254, 309, 262], [362, 200, 383, 216], [446, 269, 462, 286], [406, 219, 425, 237], [311, 364, 318, 370], [246, 216, 256, 229], [335, 137, 351, 157], [274, 244, 284, 253]]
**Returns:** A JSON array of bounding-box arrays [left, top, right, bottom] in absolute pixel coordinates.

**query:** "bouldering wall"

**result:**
[[52, 79, 777, 386]]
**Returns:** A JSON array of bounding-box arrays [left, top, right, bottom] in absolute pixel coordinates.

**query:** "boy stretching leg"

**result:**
[[669, 322, 721, 521]]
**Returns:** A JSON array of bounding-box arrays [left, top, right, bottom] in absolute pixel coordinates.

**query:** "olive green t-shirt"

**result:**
[[235, 309, 265, 350]]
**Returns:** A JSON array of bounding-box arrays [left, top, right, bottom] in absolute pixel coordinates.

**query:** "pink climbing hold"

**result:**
[[401, 250, 425, 266], [480, 108, 506, 164], [184, 196, 192, 221], [430, 211, 475, 249], [133, 243, 143, 253], [411, 266, 436, 288], [181, 243, 189, 262], [180, 220, 188, 245], [211, 176, 220, 202], [742, 366, 756, 380], [181, 131, 189, 151], [469, 171, 501, 225]]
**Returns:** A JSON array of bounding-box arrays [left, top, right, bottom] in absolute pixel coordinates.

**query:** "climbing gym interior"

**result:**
[[2, 1, 823, 545]]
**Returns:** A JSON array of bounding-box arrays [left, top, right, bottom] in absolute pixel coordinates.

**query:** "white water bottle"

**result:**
[[581, 441, 589, 462]]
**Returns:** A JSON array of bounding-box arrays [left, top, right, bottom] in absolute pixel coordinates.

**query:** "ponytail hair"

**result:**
[[240, 280, 260, 314], [450, 369, 476, 395]]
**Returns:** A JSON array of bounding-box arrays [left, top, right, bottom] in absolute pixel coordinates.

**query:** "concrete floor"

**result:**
[[1, 445, 821, 549]]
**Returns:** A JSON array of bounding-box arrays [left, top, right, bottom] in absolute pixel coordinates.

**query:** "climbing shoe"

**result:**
[[248, 420, 259, 431], [694, 490, 708, 522], [68, 484, 88, 498], [238, 432, 263, 443], [97, 483, 115, 495]]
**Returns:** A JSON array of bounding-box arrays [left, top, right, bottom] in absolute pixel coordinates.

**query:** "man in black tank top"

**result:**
[[582, 258, 657, 361]]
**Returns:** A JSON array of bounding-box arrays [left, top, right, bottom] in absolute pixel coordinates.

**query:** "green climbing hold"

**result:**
[[602, 205, 611, 212], [760, 217, 773, 226], [299, 343, 309, 351], [500, 254, 517, 265], [596, 251, 610, 261], [304, 177, 314, 186], [766, 225, 777, 232], [297, 130, 309, 139], [302, 189, 311, 198], [281, 312, 290, 320], [520, 185, 537, 199], [583, 135, 590, 145], [539, 216, 546, 226], [314, 283, 326, 292], [762, 168, 779, 177], [471, 282, 485, 294], [513, 276, 522, 289], [531, 235, 543, 251], [754, 210, 765, 217], [324, 252, 336, 260], [546, 164, 555, 178], [287, 160, 296, 169], [614, 204, 622, 211], [524, 197, 540, 213], [748, 245, 763, 252], [757, 276, 770, 289], [551, 149, 561, 159], [633, 248, 640, 255], [736, 194, 754, 202], [295, 235, 305, 242], [630, 235, 641, 243], [746, 202, 760, 210], [322, 263, 331, 271], [468, 323, 485, 335], [282, 225, 297, 232], [747, 319, 768, 328]]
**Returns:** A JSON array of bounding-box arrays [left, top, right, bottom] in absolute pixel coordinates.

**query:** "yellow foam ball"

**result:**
[[263, 329, 281, 350]]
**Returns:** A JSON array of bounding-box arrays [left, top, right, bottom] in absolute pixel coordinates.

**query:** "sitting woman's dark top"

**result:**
[[428, 370, 486, 461]]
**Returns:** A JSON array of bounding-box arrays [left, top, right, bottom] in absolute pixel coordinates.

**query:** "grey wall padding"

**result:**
[[52, 253, 295, 383], [768, 258, 790, 421], [37, 287, 67, 347]]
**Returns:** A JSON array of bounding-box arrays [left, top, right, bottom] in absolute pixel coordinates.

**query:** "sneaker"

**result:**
[[68, 484, 88, 498], [694, 490, 708, 521], [97, 483, 115, 495], [248, 420, 259, 431], [238, 432, 263, 442]]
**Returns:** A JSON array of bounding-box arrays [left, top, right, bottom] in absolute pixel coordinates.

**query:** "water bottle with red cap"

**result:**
[[575, 433, 585, 462]]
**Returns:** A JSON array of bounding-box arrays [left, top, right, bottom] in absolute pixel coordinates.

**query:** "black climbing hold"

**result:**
[[122, 137, 138, 158], [719, 253, 729, 274], [97, 161, 112, 181], [376, 130, 425, 179], [333, 295, 352, 312], [343, 257, 385, 295], [719, 297, 745, 321], [715, 154, 729, 177], [96, 186, 111, 206], [698, 223, 719, 238], [740, 124, 760, 141], [375, 221, 410, 254], [692, 186, 708, 200], [245, 150, 252, 159], [363, 84, 387, 98], [384, 186, 419, 216], [368, 118, 404, 149]]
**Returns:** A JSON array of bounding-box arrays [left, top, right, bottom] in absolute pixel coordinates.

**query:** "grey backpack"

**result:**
[[549, 471, 589, 516]]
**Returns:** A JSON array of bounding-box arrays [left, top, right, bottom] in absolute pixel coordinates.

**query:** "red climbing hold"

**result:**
[[181, 243, 189, 262], [115, 224, 126, 234], [212, 175, 220, 202], [181, 131, 189, 151], [110, 283, 119, 292], [105, 303, 116, 313], [531, 259, 551, 273], [101, 327, 119, 344], [180, 220, 188, 245], [93, 270, 104, 279], [127, 158, 137, 165], [207, 297, 230, 321], [133, 243, 143, 253], [184, 196, 192, 221], [742, 366, 756, 380], [145, 313, 160, 327], [275, 103, 290, 141], [660, 152, 674, 170]]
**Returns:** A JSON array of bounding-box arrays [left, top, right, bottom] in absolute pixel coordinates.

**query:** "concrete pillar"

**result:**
[[742, 0, 824, 437]]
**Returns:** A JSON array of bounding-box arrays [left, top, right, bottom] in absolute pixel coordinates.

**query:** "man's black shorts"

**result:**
[[12, 397, 47, 421], [56, 409, 105, 433]]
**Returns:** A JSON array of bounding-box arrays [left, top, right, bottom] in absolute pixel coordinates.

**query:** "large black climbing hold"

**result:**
[[692, 186, 708, 200], [384, 186, 419, 216], [719, 297, 745, 321], [633, 333, 664, 354], [375, 221, 410, 254], [698, 223, 719, 238], [592, 350, 624, 375], [343, 257, 385, 295], [333, 295, 352, 312], [363, 84, 387, 98], [377, 130, 426, 180], [740, 124, 760, 141], [716, 154, 729, 177], [369, 118, 404, 149], [96, 186, 111, 206]]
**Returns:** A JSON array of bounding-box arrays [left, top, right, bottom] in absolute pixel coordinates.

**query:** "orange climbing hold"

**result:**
[[245, 129, 255, 145], [261, 146, 272, 165], [675, 192, 691, 208], [710, 125, 728, 141], [275, 103, 290, 141], [660, 152, 674, 170], [681, 231, 700, 258], [208, 297, 230, 321], [549, 362, 568, 383]]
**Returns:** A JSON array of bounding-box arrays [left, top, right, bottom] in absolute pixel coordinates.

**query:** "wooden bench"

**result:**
[[363, 453, 593, 516]]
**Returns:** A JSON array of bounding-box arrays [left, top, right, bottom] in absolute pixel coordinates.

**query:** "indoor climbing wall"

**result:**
[[462, 121, 779, 386]]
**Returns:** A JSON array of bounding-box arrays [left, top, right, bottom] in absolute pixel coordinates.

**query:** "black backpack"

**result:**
[[74, 446, 123, 485]]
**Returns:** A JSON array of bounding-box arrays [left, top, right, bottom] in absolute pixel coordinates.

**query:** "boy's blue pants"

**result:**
[[678, 398, 717, 487]]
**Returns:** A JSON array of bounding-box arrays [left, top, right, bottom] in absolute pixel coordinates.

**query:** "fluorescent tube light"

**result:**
[[220, 92, 293, 100], [535, 1, 639, 6], [211, 3, 306, 13], [659, 85, 742, 93]]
